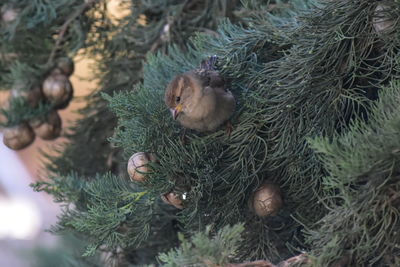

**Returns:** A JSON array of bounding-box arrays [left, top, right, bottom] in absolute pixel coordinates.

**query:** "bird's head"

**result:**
[[165, 73, 200, 120]]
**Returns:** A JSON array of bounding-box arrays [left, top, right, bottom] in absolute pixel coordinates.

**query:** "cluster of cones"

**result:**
[[2, 58, 74, 150]]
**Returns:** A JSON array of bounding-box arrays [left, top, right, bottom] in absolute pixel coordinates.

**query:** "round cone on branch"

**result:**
[[56, 57, 75, 76], [250, 182, 283, 217], [3, 123, 35, 150], [373, 4, 395, 35], [30, 111, 62, 140], [161, 192, 184, 209], [1, 6, 19, 23], [127, 152, 157, 182], [42, 73, 73, 109], [11, 84, 43, 108]]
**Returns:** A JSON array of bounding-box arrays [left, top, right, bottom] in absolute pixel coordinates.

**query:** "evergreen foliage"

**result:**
[[307, 81, 400, 266], [3, 0, 400, 265], [108, 0, 316, 262], [33, 172, 178, 260], [106, 0, 400, 263], [31, 0, 278, 265], [158, 224, 244, 267], [46, 0, 254, 177]]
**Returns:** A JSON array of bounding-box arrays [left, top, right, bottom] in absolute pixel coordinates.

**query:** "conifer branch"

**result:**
[[47, 0, 97, 65]]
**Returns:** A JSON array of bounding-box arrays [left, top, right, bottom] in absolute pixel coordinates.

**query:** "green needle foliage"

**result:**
[[33, 171, 180, 264], [158, 224, 245, 267], [9, 0, 400, 265], [108, 1, 317, 263], [31, 0, 283, 265], [107, 0, 400, 263], [307, 81, 400, 266], [46, 0, 261, 177]]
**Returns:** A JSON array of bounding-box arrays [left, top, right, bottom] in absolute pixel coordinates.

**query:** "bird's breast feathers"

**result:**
[[178, 86, 235, 132]]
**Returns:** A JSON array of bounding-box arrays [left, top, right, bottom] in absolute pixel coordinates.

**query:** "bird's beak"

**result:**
[[172, 104, 183, 120]]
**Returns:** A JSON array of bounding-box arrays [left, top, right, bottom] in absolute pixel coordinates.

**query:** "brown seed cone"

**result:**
[[161, 192, 184, 209], [251, 182, 283, 217], [42, 73, 73, 109], [11, 84, 43, 108], [3, 123, 35, 150], [30, 111, 62, 140], [127, 152, 157, 182], [56, 57, 75, 76], [373, 4, 395, 35], [1, 7, 18, 23]]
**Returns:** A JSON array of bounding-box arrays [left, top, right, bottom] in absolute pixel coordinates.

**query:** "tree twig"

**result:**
[[221, 253, 311, 267], [224, 260, 276, 267]]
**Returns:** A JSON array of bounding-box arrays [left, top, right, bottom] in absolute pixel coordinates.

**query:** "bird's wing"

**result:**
[[208, 71, 226, 88]]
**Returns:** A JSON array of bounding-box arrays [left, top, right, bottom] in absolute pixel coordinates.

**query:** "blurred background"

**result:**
[[0, 1, 128, 265], [0, 39, 97, 267]]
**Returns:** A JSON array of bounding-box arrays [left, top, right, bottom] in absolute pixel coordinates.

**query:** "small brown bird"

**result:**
[[164, 58, 235, 133]]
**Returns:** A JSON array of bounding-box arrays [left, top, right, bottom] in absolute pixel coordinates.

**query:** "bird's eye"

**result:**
[[176, 96, 181, 102]]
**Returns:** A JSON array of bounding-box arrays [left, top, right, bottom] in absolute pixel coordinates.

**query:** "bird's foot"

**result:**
[[226, 121, 233, 137], [180, 128, 189, 145]]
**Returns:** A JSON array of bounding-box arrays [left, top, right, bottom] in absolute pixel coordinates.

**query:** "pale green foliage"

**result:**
[[159, 224, 245, 267], [307, 81, 400, 266], [33, 172, 159, 258]]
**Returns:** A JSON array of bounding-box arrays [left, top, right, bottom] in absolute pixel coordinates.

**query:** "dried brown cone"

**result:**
[[127, 152, 157, 182], [161, 192, 184, 209], [11, 84, 43, 108], [42, 73, 73, 109], [56, 57, 75, 76], [250, 182, 283, 217], [373, 3, 395, 35], [1, 6, 19, 23], [3, 123, 35, 150], [30, 111, 62, 140]]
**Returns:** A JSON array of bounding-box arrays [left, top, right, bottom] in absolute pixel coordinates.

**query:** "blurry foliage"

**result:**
[[29, 233, 101, 267]]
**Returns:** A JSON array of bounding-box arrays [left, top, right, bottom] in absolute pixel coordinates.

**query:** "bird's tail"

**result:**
[[200, 55, 218, 70]]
